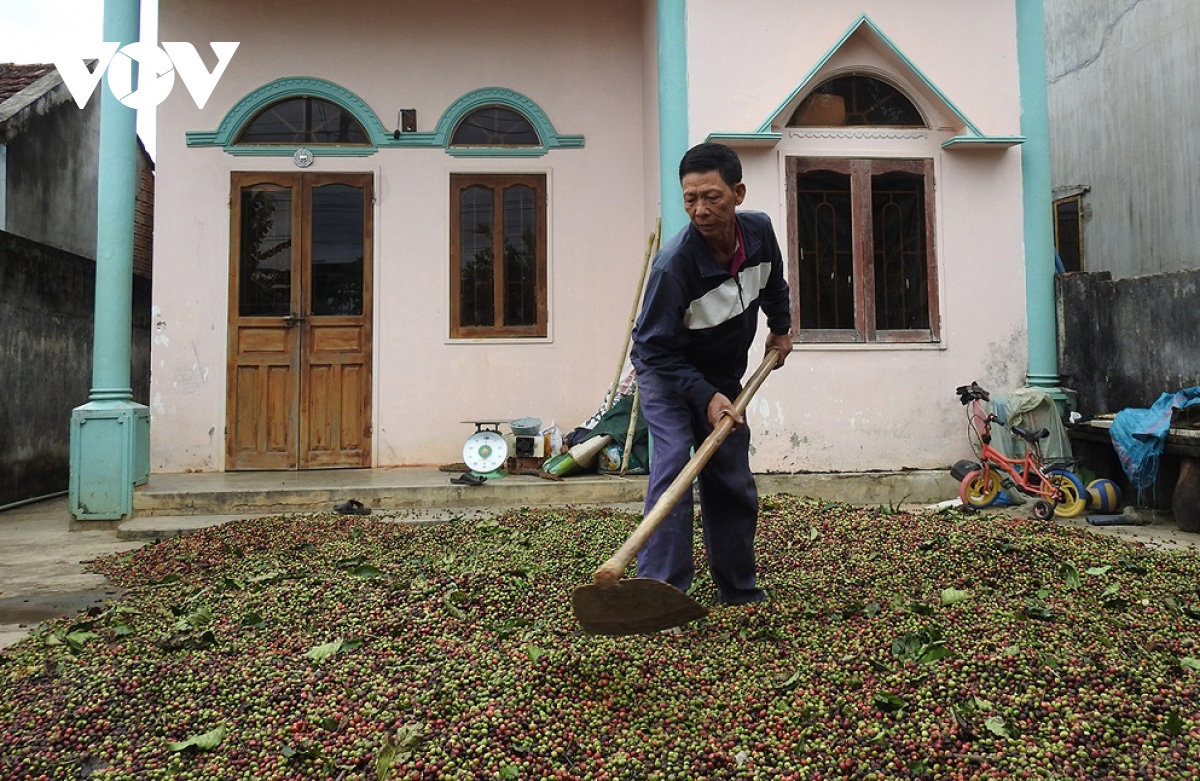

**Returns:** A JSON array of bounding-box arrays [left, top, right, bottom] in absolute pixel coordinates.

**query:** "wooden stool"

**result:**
[[1174, 456, 1200, 532]]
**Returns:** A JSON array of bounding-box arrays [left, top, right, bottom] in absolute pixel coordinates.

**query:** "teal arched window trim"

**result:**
[[430, 87, 584, 157], [187, 82, 585, 158], [185, 77, 389, 157], [706, 14, 1024, 151]]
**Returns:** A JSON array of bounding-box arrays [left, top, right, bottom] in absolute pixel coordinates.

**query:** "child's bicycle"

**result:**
[[953, 382, 1087, 520]]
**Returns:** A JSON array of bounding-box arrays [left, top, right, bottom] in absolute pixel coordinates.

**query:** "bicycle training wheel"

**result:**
[[1047, 469, 1087, 518], [959, 468, 1001, 508]]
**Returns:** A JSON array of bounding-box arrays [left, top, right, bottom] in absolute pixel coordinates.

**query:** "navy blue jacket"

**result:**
[[631, 210, 791, 416]]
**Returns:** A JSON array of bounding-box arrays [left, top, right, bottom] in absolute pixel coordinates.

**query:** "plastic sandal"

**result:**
[[450, 472, 486, 486], [333, 498, 371, 515]]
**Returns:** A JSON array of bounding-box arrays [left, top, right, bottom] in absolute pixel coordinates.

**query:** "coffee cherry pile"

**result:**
[[1, 497, 1198, 779]]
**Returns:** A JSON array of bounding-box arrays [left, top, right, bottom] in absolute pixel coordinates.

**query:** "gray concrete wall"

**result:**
[[1, 81, 100, 261], [0, 231, 150, 506], [1045, 0, 1200, 278], [1056, 268, 1200, 414]]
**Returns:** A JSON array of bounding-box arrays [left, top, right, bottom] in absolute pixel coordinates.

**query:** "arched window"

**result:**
[[789, 74, 923, 128], [236, 96, 369, 145], [451, 106, 540, 147]]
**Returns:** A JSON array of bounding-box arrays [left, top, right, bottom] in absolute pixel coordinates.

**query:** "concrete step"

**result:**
[[132, 468, 649, 516], [131, 467, 959, 517]]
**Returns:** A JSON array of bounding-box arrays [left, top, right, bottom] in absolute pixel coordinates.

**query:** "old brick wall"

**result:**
[[133, 146, 154, 278]]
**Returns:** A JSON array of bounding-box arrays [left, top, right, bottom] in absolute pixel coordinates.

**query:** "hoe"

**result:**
[[573, 350, 781, 635]]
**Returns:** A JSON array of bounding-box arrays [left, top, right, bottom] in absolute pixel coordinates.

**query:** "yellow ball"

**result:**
[[1086, 479, 1121, 513]]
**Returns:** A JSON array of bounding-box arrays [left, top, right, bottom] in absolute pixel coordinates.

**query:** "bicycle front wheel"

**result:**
[[960, 468, 1001, 508], [1048, 469, 1087, 518]]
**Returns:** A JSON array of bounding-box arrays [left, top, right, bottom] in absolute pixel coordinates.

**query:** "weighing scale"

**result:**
[[461, 421, 509, 479]]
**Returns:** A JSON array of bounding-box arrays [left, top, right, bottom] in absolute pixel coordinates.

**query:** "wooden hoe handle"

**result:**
[[592, 349, 782, 589]]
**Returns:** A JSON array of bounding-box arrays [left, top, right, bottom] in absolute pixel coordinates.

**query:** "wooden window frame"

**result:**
[[786, 156, 940, 344], [1053, 194, 1085, 273], [449, 173, 548, 339]]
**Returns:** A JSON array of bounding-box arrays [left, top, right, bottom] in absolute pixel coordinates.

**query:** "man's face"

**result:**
[[682, 170, 746, 242]]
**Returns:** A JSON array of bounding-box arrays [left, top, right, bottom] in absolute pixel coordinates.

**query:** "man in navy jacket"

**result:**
[[631, 143, 792, 606]]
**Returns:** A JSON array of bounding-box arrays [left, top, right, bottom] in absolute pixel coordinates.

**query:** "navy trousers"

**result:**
[[635, 372, 765, 604]]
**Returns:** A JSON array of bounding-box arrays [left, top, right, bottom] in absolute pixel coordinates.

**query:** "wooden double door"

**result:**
[[226, 172, 373, 470]]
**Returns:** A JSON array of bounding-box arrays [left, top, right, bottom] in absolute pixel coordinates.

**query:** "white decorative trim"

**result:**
[[787, 129, 930, 141]]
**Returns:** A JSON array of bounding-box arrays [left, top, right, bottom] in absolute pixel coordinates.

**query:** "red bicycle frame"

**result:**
[[973, 414, 1067, 504]]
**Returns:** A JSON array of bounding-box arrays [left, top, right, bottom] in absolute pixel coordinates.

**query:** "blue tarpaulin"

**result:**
[[1110, 387, 1200, 501]]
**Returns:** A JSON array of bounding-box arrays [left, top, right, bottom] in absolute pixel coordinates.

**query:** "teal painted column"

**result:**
[[1016, 0, 1062, 393], [92, 0, 139, 400], [70, 0, 150, 520], [657, 0, 688, 236]]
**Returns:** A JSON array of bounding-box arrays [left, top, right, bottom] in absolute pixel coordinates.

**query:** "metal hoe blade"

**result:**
[[572, 578, 709, 636]]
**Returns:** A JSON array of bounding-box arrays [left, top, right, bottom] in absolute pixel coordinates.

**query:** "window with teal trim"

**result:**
[[236, 97, 370, 145], [451, 107, 540, 147], [789, 74, 923, 128]]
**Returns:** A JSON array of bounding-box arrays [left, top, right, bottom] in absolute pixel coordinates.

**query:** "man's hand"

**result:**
[[765, 331, 793, 369], [707, 392, 743, 429]]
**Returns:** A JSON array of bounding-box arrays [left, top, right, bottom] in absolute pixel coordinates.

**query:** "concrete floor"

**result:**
[[0, 496, 142, 649], [1031, 505, 1200, 553]]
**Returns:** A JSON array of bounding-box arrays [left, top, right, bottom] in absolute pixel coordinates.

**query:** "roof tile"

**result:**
[[0, 63, 56, 105]]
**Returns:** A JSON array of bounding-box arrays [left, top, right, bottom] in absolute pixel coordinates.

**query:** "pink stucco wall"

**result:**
[[681, 1, 1028, 472], [151, 0, 653, 471], [151, 0, 1028, 475]]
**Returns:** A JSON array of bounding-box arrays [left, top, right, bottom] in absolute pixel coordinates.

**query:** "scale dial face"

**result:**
[[463, 430, 507, 473]]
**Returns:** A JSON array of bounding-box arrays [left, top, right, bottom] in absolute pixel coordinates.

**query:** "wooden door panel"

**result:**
[[226, 173, 301, 470], [227, 172, 372, 470], [300, 362, 367, 465], [299, 175, 373, 468], [301, 341, 369, 465], [306, 365, 337, 453], [229, 364, 296, 469], [339, 365, 366, 451], [309, 326, 363, 352], [237, 327, 292, 352], [265, 366, 294, 453]]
